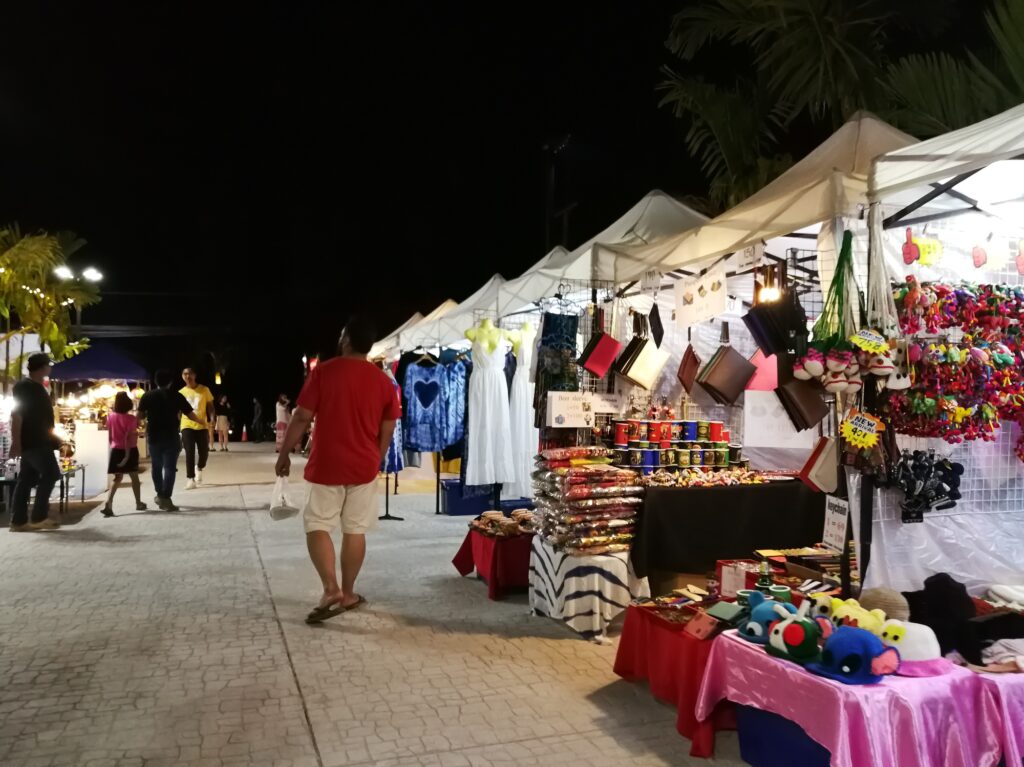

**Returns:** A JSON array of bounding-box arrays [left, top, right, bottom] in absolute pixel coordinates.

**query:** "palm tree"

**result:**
[[661, 0, 1024, 212], [0, 224, 99, 386]]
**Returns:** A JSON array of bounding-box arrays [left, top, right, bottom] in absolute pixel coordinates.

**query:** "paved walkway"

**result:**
[[0, 445, 744, 766]]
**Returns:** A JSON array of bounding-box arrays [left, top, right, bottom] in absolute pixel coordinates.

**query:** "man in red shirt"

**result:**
[[276, 317, 400, 623]]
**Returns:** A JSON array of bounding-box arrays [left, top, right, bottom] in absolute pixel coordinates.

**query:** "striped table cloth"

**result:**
[[529, 536, 650, 641]]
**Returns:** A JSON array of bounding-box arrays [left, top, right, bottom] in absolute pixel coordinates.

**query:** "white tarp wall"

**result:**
[[857, 105, 1024, 594]]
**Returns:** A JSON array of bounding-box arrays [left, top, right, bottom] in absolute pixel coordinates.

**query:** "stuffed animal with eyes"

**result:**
[[765, 601, 833, 665], [879, 619, 954, 677], [808, 626, 901, 685], [830, 598, 887, 635], [738, 592, 796, 645]]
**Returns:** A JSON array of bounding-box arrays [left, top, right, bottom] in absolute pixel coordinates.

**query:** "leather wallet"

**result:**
[[683, 611, 721, 640], [613, 314, 645, 376], [697, 346, 756, 405], [578, 308, 622, 379], [677, 343, 702, 394], [624, 338, 670, 390], [649, 303, 664, 348], [775, 379, 828, 431], [706, 601, 745, 626], [800, 436, 839, 492]]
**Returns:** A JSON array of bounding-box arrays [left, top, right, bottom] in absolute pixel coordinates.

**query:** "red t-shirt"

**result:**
[[296, 358, 402, 486]]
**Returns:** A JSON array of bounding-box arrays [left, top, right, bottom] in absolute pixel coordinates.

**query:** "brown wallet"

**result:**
[[775, 378, 829, 431]]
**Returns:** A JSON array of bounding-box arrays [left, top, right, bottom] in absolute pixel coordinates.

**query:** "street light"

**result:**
[[54, 265, 103, 326]]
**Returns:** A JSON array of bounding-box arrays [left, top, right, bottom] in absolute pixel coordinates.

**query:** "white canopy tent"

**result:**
[[598, 113, 915, 275], [496, 190, 708, 310], [367, 311, 425, 360], [870, 102, 1024, 204], [398, 275, 507, 351], [857, 104, 1024, 595]]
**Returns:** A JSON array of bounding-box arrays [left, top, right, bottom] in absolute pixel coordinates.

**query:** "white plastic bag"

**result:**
[[269, 477, 300, 521]]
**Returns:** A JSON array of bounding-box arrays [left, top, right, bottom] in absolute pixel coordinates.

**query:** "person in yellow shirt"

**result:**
[[179, 368, 215, 489]]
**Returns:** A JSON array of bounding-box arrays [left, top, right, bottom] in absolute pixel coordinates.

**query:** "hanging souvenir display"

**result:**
[[886, 277, 1024, 462], [792, 230, 864, 393]]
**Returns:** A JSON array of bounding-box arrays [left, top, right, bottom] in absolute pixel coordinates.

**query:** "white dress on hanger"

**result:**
[[466, 340, 515, 486], [507, 339, 538, 498]]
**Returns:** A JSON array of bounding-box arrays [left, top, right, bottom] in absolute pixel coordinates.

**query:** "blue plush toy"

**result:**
[[737, 592, 797, 645], [807, 626, 901, 685]]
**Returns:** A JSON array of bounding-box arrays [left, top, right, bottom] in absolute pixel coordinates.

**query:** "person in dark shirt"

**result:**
[[137, 368, 203, 511], [9, 353, 61, 531]]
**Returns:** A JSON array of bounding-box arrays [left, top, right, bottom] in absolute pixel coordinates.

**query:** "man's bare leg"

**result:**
[[340, 533, 366, 607], [306, 531, 342, 608]]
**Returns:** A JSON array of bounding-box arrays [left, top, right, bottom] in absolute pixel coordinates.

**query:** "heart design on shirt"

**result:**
[[414, 380, 440, 409]]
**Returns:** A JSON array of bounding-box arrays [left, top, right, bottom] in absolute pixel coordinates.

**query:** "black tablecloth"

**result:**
[[631, 482, 826, 577]]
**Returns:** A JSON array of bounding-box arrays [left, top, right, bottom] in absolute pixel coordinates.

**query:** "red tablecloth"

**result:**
[[452, 529, 534, 600], [613, 605, 735, 757]]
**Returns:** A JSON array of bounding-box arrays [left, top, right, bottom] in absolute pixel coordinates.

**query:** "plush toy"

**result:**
[[822, 371, 849, 393], [830, 598, 887, 635], [809, 593, 834, 622], [878, 619, 953, 676], [868, 352, 895, 376], [826, 349, 852, 373], [845, 374, 863, 394], [766, 601, 832, 665], [807, 626, 901, 685], [800, 349, 826, 378], [738, 592, 796, 645]]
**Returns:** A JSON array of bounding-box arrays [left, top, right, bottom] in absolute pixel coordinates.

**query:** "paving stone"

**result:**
[[0, 446, 744, 766]]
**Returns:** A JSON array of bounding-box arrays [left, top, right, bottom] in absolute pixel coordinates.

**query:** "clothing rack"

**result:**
[[378, 473, 404, 522]]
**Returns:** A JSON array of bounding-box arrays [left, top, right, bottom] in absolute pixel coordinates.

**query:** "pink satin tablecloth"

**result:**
[[979, 672, 1024, 767], [696, 631, 1003, 767]]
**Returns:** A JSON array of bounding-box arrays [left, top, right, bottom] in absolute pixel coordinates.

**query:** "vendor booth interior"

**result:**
[[371, 105, 1024, 766]]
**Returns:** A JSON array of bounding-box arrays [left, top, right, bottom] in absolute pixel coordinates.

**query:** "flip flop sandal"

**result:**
[[305, 595, 367, 624]]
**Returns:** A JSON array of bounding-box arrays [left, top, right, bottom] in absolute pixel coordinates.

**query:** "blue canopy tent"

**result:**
[[49, 343, 148, 382]]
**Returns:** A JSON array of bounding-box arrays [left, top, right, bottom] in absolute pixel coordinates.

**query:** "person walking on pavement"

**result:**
[[138, 369, 205, 511], [274, 393, 291, 452], [276, 317, 400, 624], [9, 353, 62, 532], [179, 368, 214, 489], [251, 396, 263, 443], [215, 394, 232, 452], [102, 391, 146, 517]]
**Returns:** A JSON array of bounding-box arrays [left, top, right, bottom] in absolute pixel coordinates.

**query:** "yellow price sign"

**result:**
[[841, 409, 884, 450]]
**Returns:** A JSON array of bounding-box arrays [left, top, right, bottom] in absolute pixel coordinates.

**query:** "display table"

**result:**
[[633, 482, 825, 576], [979, 672, 1024, 767], [452, 529, 533, 600], [613, 605, 734, 757], [697, 631, 1002, 767], [529, 536, 649, 641]]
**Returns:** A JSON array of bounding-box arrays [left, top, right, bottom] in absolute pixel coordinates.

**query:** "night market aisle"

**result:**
[[0, 444, 744, 767]]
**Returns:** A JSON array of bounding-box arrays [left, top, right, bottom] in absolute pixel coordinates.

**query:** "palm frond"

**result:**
[[985, 0, 1024, 96], [882, 52, 1013, 136]]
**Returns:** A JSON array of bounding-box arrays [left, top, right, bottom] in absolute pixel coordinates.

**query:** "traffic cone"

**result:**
[[241, 425, 248, 442]]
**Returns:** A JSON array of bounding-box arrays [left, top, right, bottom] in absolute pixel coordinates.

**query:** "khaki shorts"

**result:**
[[303, 481, 377, 535]]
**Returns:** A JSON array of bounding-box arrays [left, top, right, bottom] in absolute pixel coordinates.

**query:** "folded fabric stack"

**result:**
[[532, 448, 643, 555]]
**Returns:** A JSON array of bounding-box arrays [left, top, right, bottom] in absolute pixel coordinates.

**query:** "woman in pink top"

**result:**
[[103, 391, 146, 517]]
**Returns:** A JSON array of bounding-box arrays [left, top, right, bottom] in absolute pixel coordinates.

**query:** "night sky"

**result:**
[[0, 1, 985, 405]]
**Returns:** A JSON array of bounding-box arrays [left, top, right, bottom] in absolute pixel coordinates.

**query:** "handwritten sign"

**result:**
[[546, 391, 624, 428], [674, 262, 727, 329], [823, 495, 850, 553], [640, 269, 663, 292]]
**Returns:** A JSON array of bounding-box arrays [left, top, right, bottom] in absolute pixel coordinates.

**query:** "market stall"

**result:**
[[50, 343, 148, 498]]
